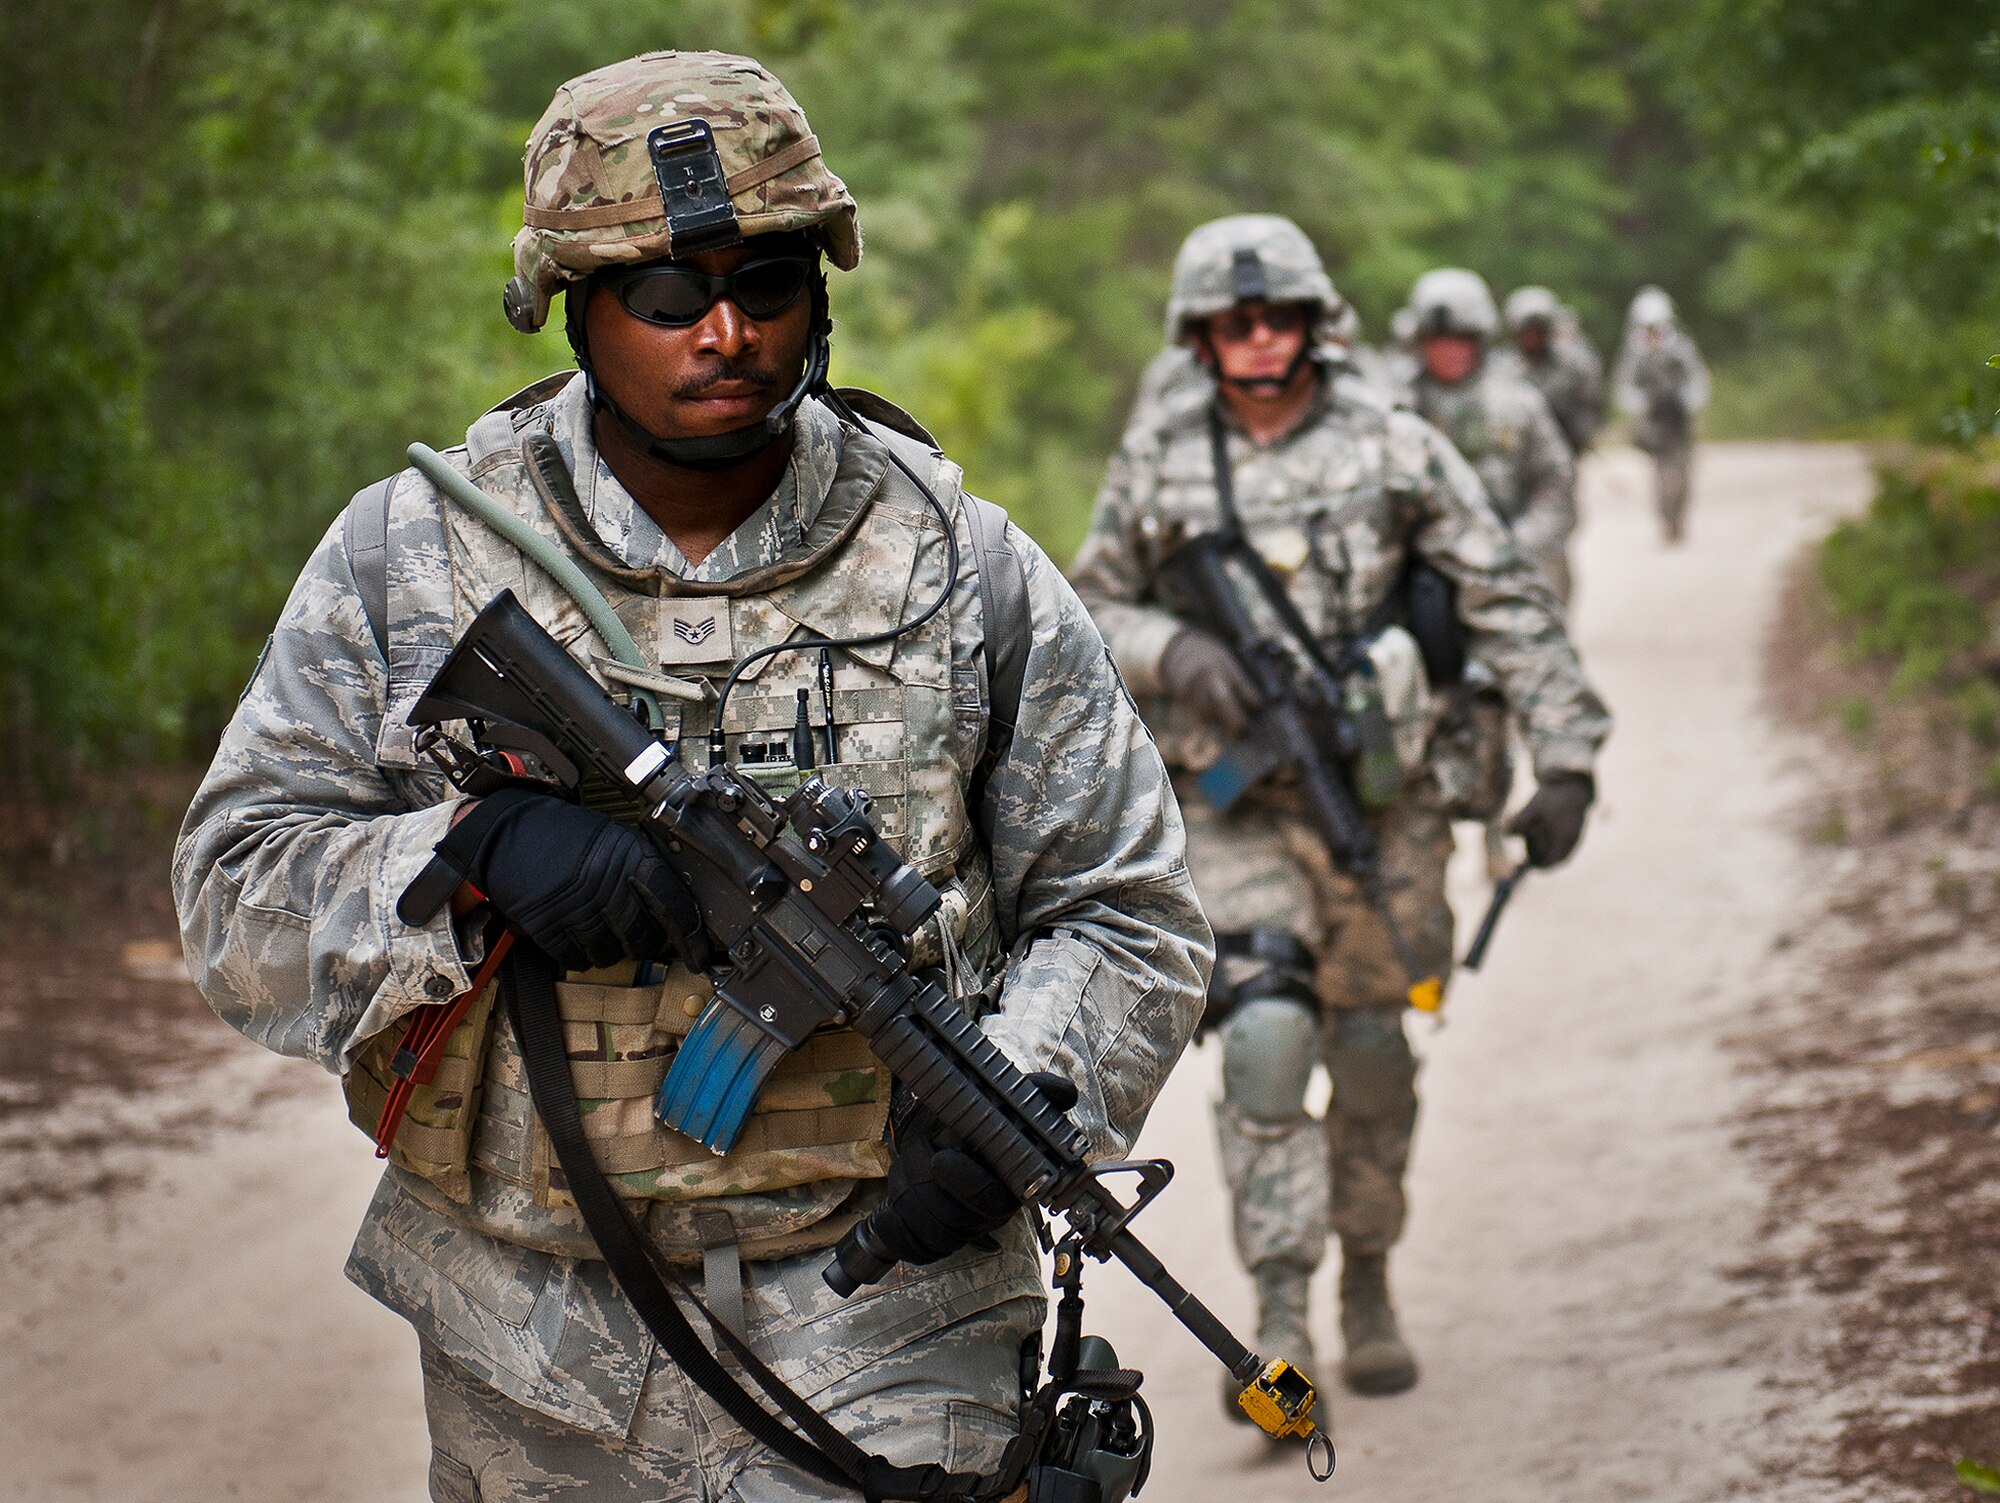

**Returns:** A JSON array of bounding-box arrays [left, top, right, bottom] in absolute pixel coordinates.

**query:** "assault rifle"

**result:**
[[406, 589, 1332, 1476], [1155, 523, 1443, 1014]]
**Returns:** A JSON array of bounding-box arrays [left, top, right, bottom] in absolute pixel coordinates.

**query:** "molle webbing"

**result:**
[[343, 975, 503, 1203], [347, 965, 894, 1213], [513, 973, 892, 1207]]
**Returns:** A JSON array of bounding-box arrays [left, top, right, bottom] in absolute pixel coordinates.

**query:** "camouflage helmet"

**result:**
[[1503, 284, 1561, 332], [1410, 268, 1500, 341], [504, 51, 861, 334], [1628, 285, 1676, 328], [1163, 214, 1342, 344]]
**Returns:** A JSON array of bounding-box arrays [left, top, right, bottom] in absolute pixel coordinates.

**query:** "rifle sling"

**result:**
[[1204, 408, 1384, 685], [502, 941, 1034, 1503]]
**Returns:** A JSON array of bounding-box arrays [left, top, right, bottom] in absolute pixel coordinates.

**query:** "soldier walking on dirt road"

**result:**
[[1498, 284, 1606, 460], [1071, 214, 1609, 1410], [1614, 286, 1710, 543], [173, 48, 1208, 1502]]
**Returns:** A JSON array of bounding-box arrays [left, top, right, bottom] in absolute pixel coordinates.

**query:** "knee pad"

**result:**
[[1202, 927, 1317, 1038], [1222, 995, 1321, 1123], [1325, 1007, 1417, 1120]]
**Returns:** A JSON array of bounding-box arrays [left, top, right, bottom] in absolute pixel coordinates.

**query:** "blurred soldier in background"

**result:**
[[1072, 215, 1608, 1406], [1382, 303, 1421, 397], [1407, 269, 1582, 879], [1408, 270, 1577, 606], [1499, 285, 1606, 457], [1613, 286, 1710, 543]]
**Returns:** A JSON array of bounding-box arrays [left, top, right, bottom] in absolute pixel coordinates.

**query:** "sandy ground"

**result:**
[[0, 441, 1876, 1502]]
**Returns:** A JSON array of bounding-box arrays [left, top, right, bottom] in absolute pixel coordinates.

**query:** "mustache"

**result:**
[[671, 358, 783, 399]]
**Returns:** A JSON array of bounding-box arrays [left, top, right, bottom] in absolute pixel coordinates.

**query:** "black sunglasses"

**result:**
[[1209, 302, 1312, 342], [602, 255, 813, 328]]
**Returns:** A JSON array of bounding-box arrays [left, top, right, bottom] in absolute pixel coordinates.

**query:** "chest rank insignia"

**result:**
[[659, 599, 735, 664]]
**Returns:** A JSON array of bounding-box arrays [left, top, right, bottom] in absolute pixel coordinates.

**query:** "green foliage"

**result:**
[[1958, 1457, 2000, 1495], [1834, 696, 1873, 741], [1, 0, 1981, 776], [1661, 1, 2000, 438], [1, 0, 555, 775], [1819, 447, 2000, 748]]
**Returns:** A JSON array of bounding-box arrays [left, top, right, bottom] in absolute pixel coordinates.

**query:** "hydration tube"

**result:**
[[406, 442, 664, 730]]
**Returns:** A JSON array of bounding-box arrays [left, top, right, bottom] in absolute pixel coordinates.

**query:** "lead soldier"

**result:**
[[175, 50, 1208, 1501]]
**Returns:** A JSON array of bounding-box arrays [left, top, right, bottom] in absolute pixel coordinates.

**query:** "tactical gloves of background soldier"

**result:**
[[1166, 624, 1596, 868], [1509, 771, 1593, 867], [1162, 627, 1258, 737]]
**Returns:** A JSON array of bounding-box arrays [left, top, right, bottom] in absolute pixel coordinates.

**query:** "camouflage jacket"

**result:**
[[1613, 328, 1710, 437], [1412, 363, 1574, 526], [1070, 363, 1608, 780], [1494, 331, 1605, 453], [173, 372, 1208, 1433]]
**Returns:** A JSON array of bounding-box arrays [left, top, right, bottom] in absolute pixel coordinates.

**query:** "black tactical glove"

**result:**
[[446, 787, 702, 972], [1160, 628, 1259, 737], [866, 1072, 1081, 1267], [1509, 771, 1594, 868]]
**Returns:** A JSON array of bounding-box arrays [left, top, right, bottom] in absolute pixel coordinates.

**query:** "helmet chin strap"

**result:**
[[566, 276, 833, 472], [1200, 332, 1316, 395]]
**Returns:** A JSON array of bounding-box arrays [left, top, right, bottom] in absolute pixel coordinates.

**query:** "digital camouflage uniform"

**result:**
[[1071, 217, 1607, 1391], [1410, 270, 1578, 606], [1496, 286, 1607, 459], [1411, 371, 1575, 607], [1612, 286, 1709, 542], [174, 52, 1208, 1503]]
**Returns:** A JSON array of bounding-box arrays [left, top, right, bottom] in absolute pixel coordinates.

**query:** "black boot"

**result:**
[[1339, 1248, 1417, 1396]]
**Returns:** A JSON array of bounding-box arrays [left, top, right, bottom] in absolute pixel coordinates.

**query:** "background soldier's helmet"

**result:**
[[1163, 213, 1343, 344], [1503, 284, 1562, 333], [504, 51, 862, 334], [1628, 285, 1676, 329], [1410, 267, 1500, 341]]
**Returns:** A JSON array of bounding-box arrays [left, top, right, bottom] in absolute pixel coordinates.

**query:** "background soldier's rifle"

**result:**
[[1154, 410, 1445, 1013], [405, 588, 1334, 1482]]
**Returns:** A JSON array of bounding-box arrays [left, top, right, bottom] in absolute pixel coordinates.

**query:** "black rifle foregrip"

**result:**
[[858, 977, 1088, 1201]]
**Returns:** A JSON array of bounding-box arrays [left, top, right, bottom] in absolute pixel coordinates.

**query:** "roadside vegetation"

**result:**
[[4, 0, 1996, 789], [1746, 445, 2000, 1497], [1818, 445, 2000, 800]]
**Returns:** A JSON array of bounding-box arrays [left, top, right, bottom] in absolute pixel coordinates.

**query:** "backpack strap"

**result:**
[[964, 495, 1029, 750], [832, 387, 1032, 752], [342, 474, 397, 662], [465, 409, 520, 470]]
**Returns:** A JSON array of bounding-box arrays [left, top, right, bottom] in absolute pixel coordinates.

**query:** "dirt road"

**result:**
[[0, 442, 1873, 1501]]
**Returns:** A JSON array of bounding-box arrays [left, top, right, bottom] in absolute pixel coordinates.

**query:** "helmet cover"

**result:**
[[1628, 285, 1676, 328], [1164, 213, 1342, 345], [1503, 284, 1561, 332], [506, 50, 860, 333], [1409, 267, 1500, 341]]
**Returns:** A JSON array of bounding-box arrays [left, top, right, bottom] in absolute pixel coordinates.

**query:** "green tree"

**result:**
[[1, 0, 544, 772], [1662, 0, 2000, 436]]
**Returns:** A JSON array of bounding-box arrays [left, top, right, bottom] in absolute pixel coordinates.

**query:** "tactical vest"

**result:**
[[1416, 373, 1529, 521], [341, 380, 1002, 1262]]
